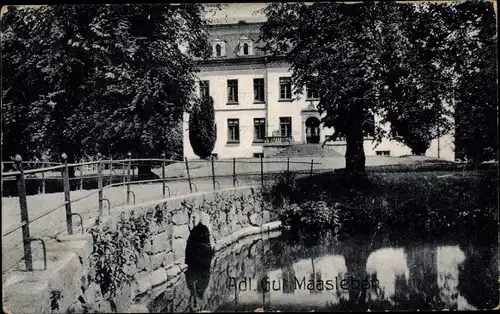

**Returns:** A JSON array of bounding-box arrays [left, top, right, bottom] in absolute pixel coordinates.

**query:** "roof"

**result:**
[[204, 20, 269, 60]]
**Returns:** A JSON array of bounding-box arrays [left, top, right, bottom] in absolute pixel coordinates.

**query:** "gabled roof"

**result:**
[[205, 21, 268, 60]]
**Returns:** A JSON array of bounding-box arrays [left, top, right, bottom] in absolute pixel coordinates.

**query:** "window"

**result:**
[[243, 43, 249, 55], [227, 119, 240, 142], [215, 44, 222, 57], [253, 78, 265, 103], [199, 80, 210, 99], [376, 150, 391, 156], [227, 80, 238, 103], [280, 117, 292, 138], [279, 77, 292, 100], [306, 86, 319, 99], [254, 118, 266, 142], [253, 153, 264, 158]]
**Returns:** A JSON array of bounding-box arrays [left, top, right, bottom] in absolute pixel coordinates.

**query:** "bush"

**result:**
[[266, 169, 498, 245], [189, 96, 216, 159], [278, 199, 341, 244]]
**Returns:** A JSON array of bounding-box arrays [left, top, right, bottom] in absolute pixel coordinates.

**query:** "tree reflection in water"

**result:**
[[457, 243, 499, 310], [150, 230, 497, 312]]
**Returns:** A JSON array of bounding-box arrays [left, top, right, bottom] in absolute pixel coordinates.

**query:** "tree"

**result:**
[[1, 4, 213, 175], [260, 2, 382, 178], [376, 3, 455, 156], [189, 96, 216, 159], [442, 1, 498, 163], [259, 2, 494, 177]]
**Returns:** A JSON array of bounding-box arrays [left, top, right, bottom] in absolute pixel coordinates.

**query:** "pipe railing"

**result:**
[[1, 153, 322, 272]]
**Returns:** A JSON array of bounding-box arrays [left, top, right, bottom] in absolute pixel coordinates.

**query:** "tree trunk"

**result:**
[[343, 244, 370, 311], [410, 141, 429, 156], [137, 163, 158, 181], [345, 103, 366, 179]]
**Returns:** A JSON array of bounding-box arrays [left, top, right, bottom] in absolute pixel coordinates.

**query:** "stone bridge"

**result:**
[[3, 186, 280, 314]]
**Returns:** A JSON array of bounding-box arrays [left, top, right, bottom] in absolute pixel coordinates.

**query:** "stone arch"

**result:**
[[301, 112, 321, 144], [305, 116, 321, 144]]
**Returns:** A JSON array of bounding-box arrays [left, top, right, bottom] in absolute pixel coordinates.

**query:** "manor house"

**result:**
[[182, 20, 455, 160]]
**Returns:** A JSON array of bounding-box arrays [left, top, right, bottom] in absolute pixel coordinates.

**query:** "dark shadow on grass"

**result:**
[[263, 167, 498, 245]]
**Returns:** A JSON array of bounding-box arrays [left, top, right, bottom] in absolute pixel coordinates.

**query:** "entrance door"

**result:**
[[305, 117, 320, 144]]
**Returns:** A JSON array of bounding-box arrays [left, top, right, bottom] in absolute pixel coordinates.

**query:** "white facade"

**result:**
[[182, 22, 455, 161]]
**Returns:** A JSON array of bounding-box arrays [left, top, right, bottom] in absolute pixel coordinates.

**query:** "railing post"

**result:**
[[127, 152, 131, 205], [97, 153, 103, 217], [211, 156, 216, 191], [161, 153, 166, 197], [76, 159, 83, 191], [109, 156, 113, 186], [260, 155, 264, 186], [232, 157, 236, 188], [40, 161, 45, 194], [185, 157, 193, 193], [287, 157, 290, 182], [310, 159, 314, 177], [62, 153, 73, 235], [42, 154, 48, 194], [13, 155, 33, 271]]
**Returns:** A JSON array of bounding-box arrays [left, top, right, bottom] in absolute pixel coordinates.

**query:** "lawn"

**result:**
[[263, 163, 498, 245]]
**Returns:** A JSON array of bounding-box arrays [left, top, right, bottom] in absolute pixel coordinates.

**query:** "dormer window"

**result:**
[[213, 38, 226, 57], [237, 36, 253, 56]]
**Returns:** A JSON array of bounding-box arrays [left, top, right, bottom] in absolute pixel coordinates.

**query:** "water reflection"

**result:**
[[152, 231, 498, 312]]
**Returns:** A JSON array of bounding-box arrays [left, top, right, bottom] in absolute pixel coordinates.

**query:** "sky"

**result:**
[[204, 3, 269, 25]]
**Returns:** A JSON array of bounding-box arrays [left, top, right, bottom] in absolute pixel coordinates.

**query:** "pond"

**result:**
[[148, 230, 498, 312]]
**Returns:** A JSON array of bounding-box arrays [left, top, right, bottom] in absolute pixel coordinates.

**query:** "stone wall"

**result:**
[[3, 186, 280, 314], [147, 229, 281, 313]]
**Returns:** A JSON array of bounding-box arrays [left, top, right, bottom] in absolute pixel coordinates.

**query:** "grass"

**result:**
[[2, 155, 447, 197], [263, 166, 498, 245]]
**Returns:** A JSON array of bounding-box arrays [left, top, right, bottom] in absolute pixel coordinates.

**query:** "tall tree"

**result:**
[[189, 96, 216, 159], [259, 2, 495, 177], [260, 2, 383, 178], [376, 3, 455, 156], [442, 1, 498, 163], [1, 4, 212, 171]]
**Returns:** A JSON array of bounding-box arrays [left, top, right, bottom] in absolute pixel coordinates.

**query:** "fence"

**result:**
[[1, 153, 321, 272]]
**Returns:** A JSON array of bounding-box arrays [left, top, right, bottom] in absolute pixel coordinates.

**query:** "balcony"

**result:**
[[264, 136, 294, 147]]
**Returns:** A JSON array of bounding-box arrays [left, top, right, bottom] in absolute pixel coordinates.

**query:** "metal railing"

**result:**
[[1, 153, 321, 272]]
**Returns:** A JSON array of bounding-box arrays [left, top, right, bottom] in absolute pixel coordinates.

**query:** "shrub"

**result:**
[[267, 168, 498, 244], [189, 96, 216, 159], [261, 171, 298, 209], [278, 199, 342, 243]]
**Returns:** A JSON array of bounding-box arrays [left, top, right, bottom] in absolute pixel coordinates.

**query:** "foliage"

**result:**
[[375, 3, 456, 155], [1, 4, 213, 162], [188, 96, 216, 159], [268, 169, 498, 243], [446, 1, 498, 163], [261, 171, 299, 209], [86, 205, 167, 306], [259, 2, 497, 174], [278, 200, 341, 243]]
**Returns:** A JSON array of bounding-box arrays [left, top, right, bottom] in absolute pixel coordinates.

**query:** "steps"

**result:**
[[271, 144, 344, 157]]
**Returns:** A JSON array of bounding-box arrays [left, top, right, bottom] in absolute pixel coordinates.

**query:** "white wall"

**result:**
[[183, 64, 456, 161], [184, 68, 268, 159]]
